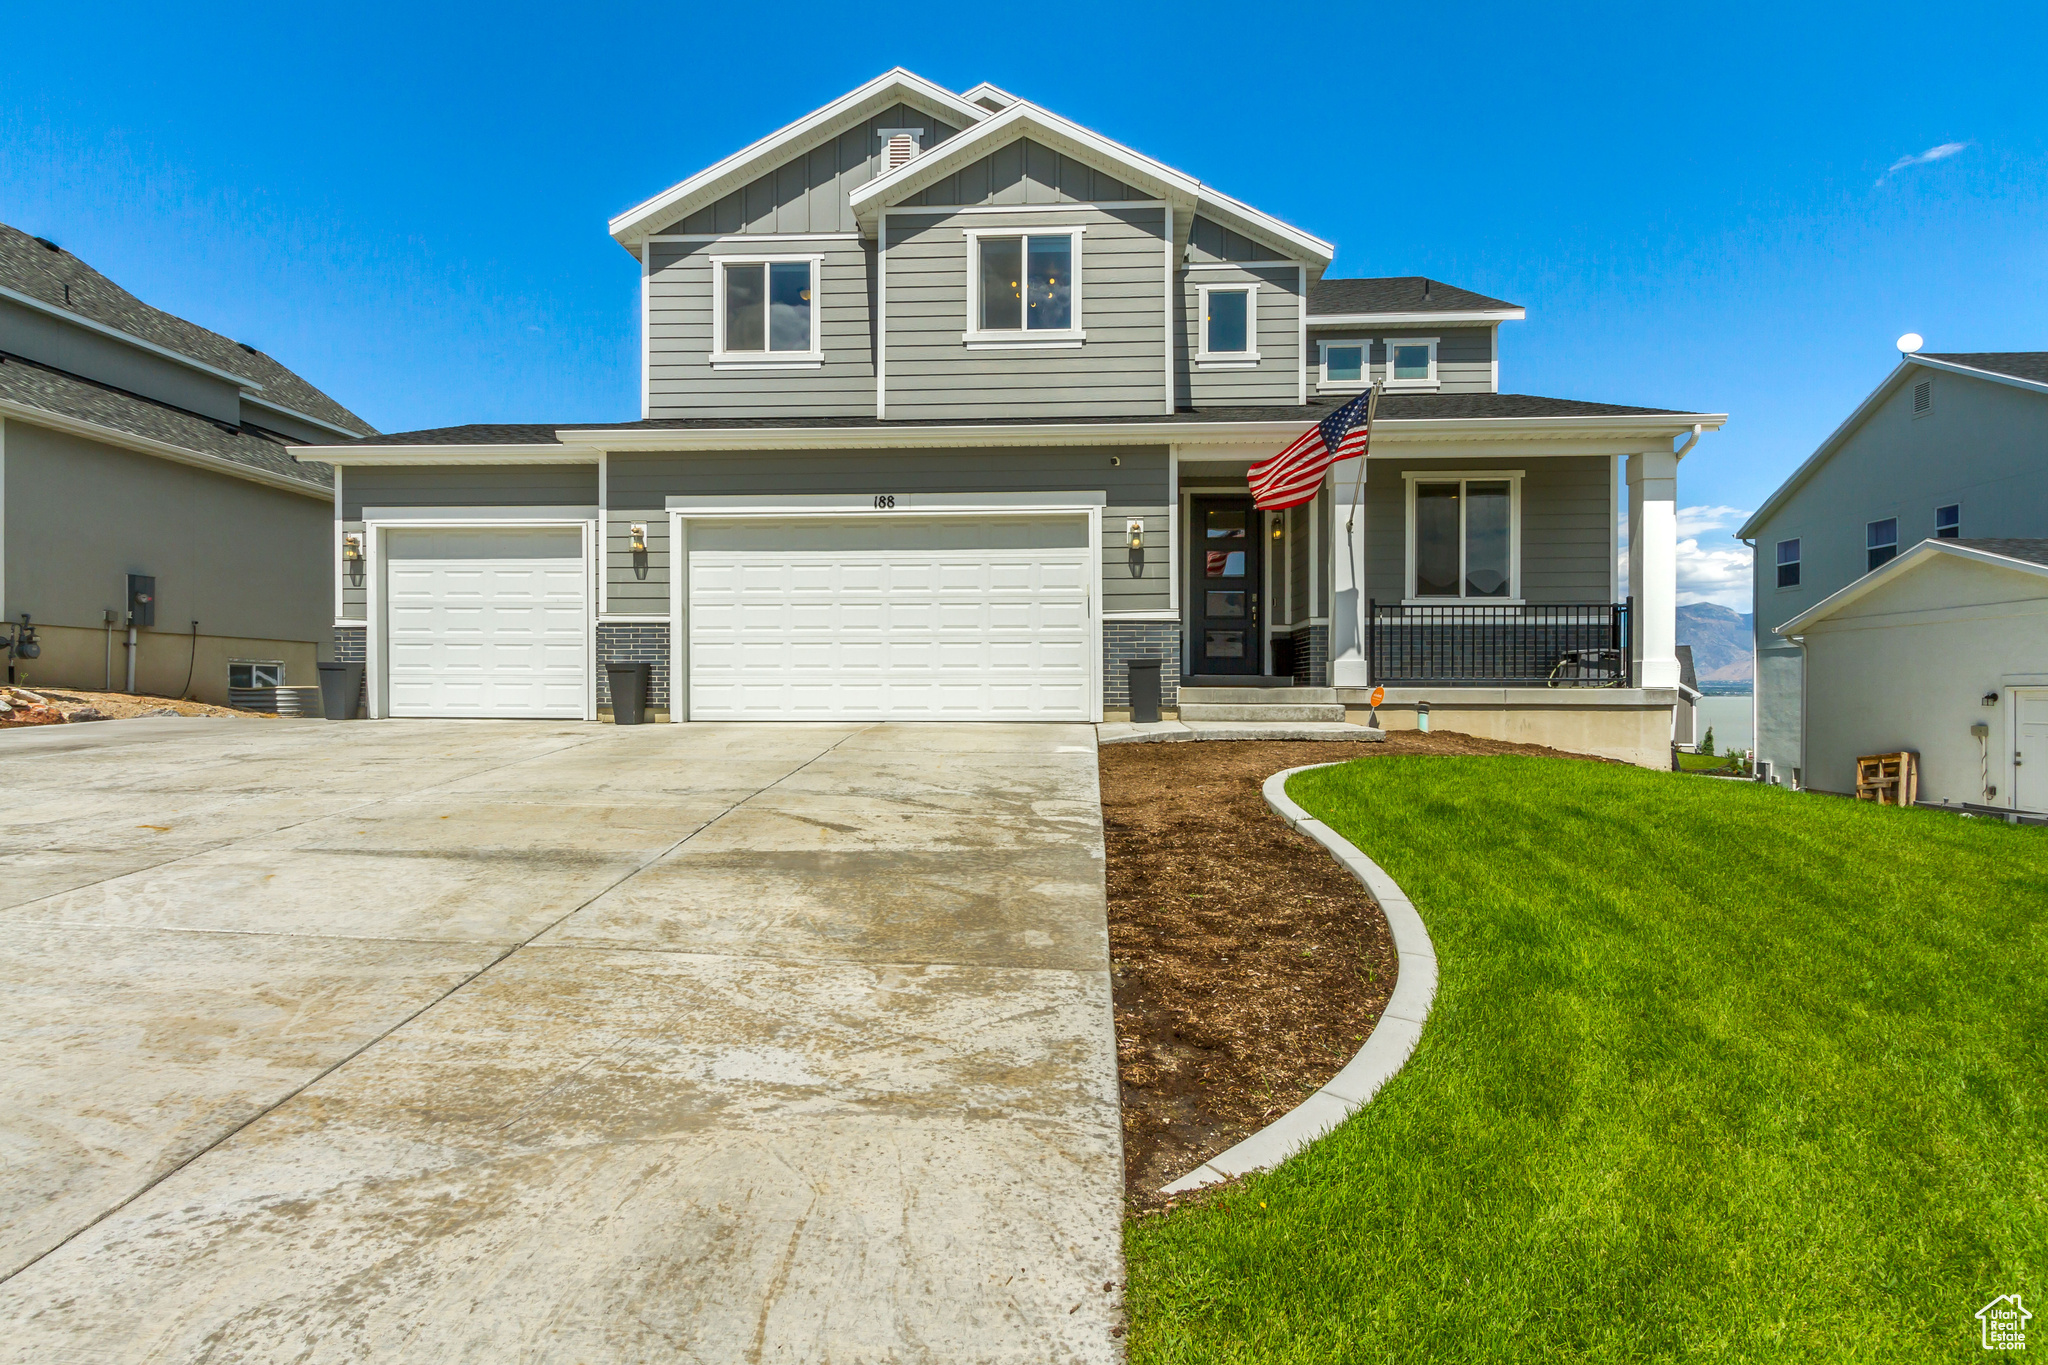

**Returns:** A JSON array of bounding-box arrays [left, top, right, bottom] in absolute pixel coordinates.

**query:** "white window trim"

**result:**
[[1402, 470, 1525, 604], [1316, 336, 1372, 392], [1384, 335, 1441, 391], [709, 254, 825, 366], [1195, 282, 1260, 365], [961, 226, 1086, 345]]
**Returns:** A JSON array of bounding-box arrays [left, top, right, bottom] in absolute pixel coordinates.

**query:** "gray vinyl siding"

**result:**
[[657, 105, 966, 236], [646, 239, 874, 419], [340, 464, 598, 518], [1307, 325, 1495, 395], [341, 517, 366, 618], [605, 444, 1171, 613], [1360, 456, 1613, 605], [1180, 264, 1302, 407], [902, 137, 1141, 206], [883, 206, 1168, 419], [1186, 216, 1275, 265]]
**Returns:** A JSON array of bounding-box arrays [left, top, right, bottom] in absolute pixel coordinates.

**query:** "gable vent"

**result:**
[[878, 128, 923, 174], [1913, 379, 1932, 414]]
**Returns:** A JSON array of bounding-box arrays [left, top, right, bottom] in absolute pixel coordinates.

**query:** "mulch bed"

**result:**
[[1102, 730, 1605, 1211]]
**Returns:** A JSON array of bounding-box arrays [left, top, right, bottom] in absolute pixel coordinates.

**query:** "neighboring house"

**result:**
[[1776, 538, 2048, 809], [299, 70, 1721, 764], [0, 223, 375, 703], [1739, 352, 2048, 785]]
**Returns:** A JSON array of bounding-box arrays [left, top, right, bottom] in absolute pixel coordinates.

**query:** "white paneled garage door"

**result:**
[[686, 515, 1093, 721], [384, 527, 588, 718]]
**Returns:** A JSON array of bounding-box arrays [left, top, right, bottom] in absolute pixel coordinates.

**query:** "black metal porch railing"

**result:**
[[1367, 599, 1635, 687]]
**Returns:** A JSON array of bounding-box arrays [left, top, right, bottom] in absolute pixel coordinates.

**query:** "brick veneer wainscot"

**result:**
[[1103, 620, 1182, 709], [597, 623, 671, 710]]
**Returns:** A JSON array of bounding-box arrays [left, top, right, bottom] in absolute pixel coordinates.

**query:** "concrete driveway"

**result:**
[[0, 718, 1123, 1362]]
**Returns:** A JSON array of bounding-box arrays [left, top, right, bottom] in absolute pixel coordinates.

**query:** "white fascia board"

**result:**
[[1905, 353, 2048, 396], [1188, 184, 1335, 270], [1735, 361, 1913, 540], [1308, 308, 1526, 326], [293, 442, 603, 465], [0, 284, 265, 391], [960, 82, 1020, 110], [240, 391, 366, 439], [0, 397, 329, 499], [1775, 538, 2048, 634], [608, 69, 990, 248]]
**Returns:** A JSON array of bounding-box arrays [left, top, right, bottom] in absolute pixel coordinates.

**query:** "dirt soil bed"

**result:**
[[1102, 730, 1606, 1211], [0, 686, 278, 727]]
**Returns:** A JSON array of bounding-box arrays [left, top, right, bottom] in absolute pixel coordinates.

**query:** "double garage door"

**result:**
[[380, 516, 1094, 721]]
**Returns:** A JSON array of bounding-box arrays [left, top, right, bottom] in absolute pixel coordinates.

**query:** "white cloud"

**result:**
[[1675, 504, 1750, 538], [1875, 141, 1970, 186], [1675, 538, 1753, 610]]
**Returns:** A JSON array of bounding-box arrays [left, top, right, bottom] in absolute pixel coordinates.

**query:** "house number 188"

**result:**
[[872, 494, 896, 509]]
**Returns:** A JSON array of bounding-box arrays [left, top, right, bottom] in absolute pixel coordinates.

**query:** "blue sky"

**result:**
[[4, 1, 2042, 607]]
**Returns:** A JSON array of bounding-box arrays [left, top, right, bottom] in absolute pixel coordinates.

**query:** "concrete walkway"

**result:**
[[0, 718, 1123, 1362]]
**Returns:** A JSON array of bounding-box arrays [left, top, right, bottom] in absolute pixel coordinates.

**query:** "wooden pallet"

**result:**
[[1856, 751, 1919, 806]]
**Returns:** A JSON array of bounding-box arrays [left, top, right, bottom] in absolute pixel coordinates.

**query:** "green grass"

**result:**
[[1675, 750, 1742, 774], [1124, 757, 2048, 1362]]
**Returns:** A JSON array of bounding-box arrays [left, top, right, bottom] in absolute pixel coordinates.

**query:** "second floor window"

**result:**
[[1936, 503, 1961, 538], [1777, 538, 1801, 588], [715, 257, 818, 360], [975, 233, 1075, 334], [1866, 518, 1898, 572], [1197, 285, 1259, 361], [1318, 339, 1367, 389], [1385, 337, 1439, 388]]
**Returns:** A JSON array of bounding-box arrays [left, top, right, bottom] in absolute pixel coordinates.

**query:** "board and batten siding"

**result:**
[[1186, 215, 1273, 265], [605, 445, 1172, 614], [902, 137, 1142, 208], [647, 239, 875, 419], [883, 205, 1168, 419], [1306, 325, 1495, 396], [1180, 263, 1303, 407], [1358, 455, 1613, 604], [655, 105, 966, 237]]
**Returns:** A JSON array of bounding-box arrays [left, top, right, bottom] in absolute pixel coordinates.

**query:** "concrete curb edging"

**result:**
[[1160, 762, 1438, 1195]]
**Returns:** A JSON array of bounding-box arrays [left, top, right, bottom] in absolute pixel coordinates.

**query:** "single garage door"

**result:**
[[385, 527, 588, 718], [687, 515, 1092, 720]]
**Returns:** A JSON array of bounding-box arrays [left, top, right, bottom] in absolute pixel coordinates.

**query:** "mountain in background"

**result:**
[[1677, 603, 1753, 684]]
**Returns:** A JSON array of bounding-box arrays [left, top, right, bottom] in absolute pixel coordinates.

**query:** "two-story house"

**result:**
[[300, 70, 1720, 764], [1740, 350, 2048, 795], [1, 223, 374, 704]]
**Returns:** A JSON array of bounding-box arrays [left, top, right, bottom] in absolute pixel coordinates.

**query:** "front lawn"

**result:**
[[1124, 757, 2048, 1362]]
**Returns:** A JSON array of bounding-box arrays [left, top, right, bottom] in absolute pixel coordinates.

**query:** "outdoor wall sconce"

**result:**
[[342, 534, 364, 586], [1272, 520, 1285, 540], [630, 523, 648, 553], [1126, 518, 1144, 550], [1983, 692, 2000, 706]]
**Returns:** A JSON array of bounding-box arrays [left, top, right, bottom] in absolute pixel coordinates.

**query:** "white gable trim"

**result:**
[[1776, 538, 2048, 635], [961, 82, 1020, 111], [608, 69, 990, 248]]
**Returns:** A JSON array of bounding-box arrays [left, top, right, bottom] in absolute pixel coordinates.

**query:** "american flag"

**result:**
[[1247, 390, 1374, 510]]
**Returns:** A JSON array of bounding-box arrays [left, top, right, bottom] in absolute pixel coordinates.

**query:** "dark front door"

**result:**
[[1189, 495, 1263, 676]]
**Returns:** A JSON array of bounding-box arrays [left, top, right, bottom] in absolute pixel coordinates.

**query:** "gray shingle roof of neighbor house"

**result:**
[[0, 223, 375, 438], [1918, 353, 2048, 386], [1946, 538, 2048, 569], [1307, 277, 1521, 317], [322, 392, 1697, 449], [0, 353, 335, 492]]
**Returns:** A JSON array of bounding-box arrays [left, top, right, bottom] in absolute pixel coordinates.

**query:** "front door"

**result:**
[[2016, 689, 2048, 813], [1188, 495, 1264, 676]]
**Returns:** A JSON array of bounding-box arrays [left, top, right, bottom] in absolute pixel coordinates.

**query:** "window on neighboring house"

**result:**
[[1776, 538, 1801, 588], [1409, 475, 1518, 599], [1385, 337, 1439, 388], [1318, 338, 1368, 389], [1197, 285, 1259, 362], [1866, 518, 1898, 572], [229, 662, 285, 689], [1935, 503, 1961, 538], [969, 230, 1079, 338], [713, 257, 820, 363]]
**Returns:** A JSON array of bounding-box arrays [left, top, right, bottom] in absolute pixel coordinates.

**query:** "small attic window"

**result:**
[[877, 128, 923, 173], [1912, 379, 1932, 415]]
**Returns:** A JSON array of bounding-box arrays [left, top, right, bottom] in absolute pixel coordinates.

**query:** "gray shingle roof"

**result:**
[[0, 223, 374, 437], [0, 353, 331, 491], [1947, 538, 2048, 568], [1308, 276, 1520, 317], [1919, 353, 2048, 386], [327, 391, 1691, 448]]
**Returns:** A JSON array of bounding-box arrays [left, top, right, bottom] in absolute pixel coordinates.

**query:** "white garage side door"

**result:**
[[687, 516, 1093, 721], [384, 527, 588, 719]]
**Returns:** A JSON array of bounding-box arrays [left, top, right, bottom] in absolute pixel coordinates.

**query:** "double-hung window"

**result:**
[[966, 229, 1081, 342], [1318, 338, 1368, 391], [1776, 538, 1801, 588], [1408, 474, 1520, 600], [1935, 503, 1961, 538], [712, 256, 821, 365], [1384, 336, 1439, 389], [1866, 518, 1898, 572], [1197, 285, 1259, 363]]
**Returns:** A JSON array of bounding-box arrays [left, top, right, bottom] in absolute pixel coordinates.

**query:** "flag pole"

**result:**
[[1344, 379, 1381, 534]]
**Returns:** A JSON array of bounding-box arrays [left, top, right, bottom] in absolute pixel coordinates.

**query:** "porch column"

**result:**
[[1329, 462, 1369, 687], [1626, 447, 1680, 689]]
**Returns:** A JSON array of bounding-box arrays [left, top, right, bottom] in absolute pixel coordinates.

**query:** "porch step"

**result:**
[[1178, 687, 1337, 706], [1178, 702, 1348, 723]]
